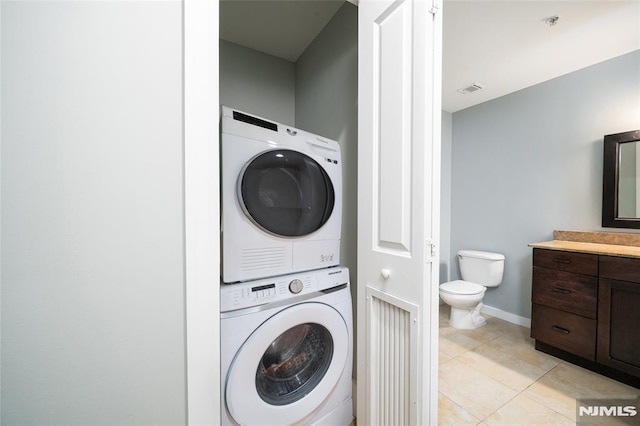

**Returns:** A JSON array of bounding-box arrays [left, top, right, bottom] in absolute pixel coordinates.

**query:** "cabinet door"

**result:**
[[597, 278, 640, 378]]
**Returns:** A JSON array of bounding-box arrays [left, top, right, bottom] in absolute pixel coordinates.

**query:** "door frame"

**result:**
[[184, 0, 220, 424], [184, 0, 441, 424]]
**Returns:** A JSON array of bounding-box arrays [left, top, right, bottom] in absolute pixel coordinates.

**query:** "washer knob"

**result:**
[[289, 279, 304, 294]]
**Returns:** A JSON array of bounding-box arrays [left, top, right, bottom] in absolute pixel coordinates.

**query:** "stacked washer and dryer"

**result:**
[[219, 106, 353, 426]]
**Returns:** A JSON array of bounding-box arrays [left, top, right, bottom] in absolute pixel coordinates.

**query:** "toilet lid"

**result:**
[[440, 280, 485, 295]]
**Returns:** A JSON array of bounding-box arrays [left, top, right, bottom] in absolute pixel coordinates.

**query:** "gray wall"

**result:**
[[450, 50, 640, 319], [294, 1, 358, 376], [295, 2, 357, 297], [1, 2, 187, 424], [220, 40, 296, 125], [440, 111, 453, 284]]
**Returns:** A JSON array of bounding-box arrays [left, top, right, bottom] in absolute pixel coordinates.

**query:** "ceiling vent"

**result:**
[[457, 83, 484, 94]]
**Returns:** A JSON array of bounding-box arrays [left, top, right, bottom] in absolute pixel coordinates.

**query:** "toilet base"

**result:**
[[448, 303, 486, 329]]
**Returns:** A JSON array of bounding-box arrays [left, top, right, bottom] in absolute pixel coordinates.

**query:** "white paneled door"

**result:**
[[357, 0, 442, 424]]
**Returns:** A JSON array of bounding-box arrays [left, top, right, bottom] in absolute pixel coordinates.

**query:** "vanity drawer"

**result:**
[[533, 249, 598, 276], [531, 303, 596, 360], [599, 255, 640, 283], [532, 266, 597, 318]]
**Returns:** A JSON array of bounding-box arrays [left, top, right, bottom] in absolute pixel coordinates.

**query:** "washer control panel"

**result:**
[[220, 266, 348, 312]]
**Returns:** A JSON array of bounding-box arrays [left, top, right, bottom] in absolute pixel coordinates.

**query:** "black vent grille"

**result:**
[[233, 111, 278, 131]]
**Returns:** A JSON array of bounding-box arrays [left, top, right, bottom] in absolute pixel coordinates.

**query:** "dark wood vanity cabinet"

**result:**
[[531, 248, 640, 387]]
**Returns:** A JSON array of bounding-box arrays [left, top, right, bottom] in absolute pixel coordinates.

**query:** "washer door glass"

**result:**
[[256, 323, 333, 406], [239, 149, 335, 237]]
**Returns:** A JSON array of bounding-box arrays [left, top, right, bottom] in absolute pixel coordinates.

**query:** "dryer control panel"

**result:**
[[220, 266, 349, 313]]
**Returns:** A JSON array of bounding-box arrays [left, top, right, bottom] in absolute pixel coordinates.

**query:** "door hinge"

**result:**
[[430, 0, 440, 15], [426, 239, 437, 263]]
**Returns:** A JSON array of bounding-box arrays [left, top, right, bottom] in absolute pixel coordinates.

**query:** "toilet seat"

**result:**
[[440, 280, 485, 296]]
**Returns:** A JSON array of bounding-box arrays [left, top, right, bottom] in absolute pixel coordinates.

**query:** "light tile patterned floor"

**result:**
[[438, 305, 639, 425]]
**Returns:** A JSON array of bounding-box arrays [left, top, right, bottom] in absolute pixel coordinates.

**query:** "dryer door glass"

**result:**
[[255, 323, 333, 406], [240, 149, 335, 237]]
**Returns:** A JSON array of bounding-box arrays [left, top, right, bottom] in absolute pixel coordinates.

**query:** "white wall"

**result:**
[[450, 50, 640, 319], [1, 2, 187, 424], [219, 40, 295, 125]]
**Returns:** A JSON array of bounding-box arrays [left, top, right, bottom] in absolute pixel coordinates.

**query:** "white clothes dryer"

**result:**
[[221, 106, 342, 283], [220, 266, 353, 426]]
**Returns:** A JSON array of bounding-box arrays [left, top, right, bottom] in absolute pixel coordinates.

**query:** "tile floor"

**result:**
[[438, 305, 640, 425]]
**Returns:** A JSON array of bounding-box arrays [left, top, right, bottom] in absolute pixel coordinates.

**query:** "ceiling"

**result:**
[[220, 0, 640, 113], [443, 0, 640, 112], [220, 0, 345, 62]]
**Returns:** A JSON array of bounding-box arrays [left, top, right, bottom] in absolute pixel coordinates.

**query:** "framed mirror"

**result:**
[[603, 129, 640, 228]]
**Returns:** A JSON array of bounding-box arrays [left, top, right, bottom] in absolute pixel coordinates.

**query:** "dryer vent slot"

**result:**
[[241, 247, 287, 271], [233, 111, 278, 132]]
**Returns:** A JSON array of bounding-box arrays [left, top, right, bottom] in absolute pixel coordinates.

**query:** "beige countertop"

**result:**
[[529, 240, 640, 259]]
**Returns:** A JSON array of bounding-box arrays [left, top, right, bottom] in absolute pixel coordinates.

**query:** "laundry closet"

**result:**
[[219, 1, 359, 424]]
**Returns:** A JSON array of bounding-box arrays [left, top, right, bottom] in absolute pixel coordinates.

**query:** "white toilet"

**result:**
[[439, 250, 505, 329]]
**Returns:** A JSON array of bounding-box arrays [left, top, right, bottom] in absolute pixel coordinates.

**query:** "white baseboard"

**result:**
[[481, 304, 531, 328]]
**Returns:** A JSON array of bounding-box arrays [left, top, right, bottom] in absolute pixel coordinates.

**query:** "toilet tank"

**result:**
[[458, 250, 505, 287]]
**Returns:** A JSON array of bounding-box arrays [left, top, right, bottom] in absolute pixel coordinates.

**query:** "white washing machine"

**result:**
[[220, 266, 353, 426], [221, 106, 342, 283]]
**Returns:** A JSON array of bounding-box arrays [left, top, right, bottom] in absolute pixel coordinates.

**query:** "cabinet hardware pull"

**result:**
[[551, 325, 570, 334], [552, 287, 572, 294], [552, 259, 571, 264]]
